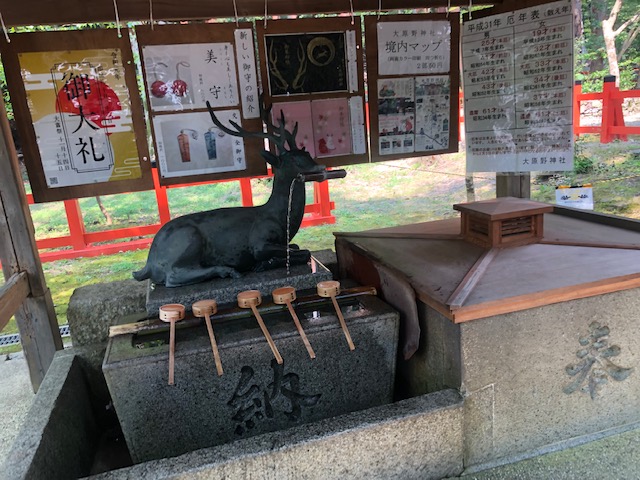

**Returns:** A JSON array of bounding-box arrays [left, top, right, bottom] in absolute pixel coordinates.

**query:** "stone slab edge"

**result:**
[[92, 389, 464, 480], [2, 350, 98, 480]]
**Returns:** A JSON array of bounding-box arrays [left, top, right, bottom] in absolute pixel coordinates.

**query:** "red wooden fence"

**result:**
[[29, 168, 336, 262], [574, 76, 640, 142]]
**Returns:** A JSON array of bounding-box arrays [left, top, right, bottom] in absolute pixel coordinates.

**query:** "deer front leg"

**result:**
[[253, 243, 311, 272]]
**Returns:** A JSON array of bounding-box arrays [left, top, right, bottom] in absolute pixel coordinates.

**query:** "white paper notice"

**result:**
[[234, 29, 260, 119], [462, 0, 574, 173], [346, 30, 359, 93], [349, 96, 367, 154], [377, 21, 451, 75]]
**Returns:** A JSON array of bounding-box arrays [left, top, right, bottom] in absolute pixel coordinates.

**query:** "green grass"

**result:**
[[2, 141, 639, 352]]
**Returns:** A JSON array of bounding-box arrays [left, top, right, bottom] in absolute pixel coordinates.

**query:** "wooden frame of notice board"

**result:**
[[136, 23, 267, 186], [0, 29, 153, 202], [256, 17, 368, 167], [365, 14, 460, 162]]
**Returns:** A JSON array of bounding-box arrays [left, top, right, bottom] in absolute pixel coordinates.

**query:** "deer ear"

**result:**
[[260, 150, 282, 168]]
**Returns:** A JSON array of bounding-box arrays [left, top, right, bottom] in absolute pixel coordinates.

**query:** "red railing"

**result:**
[[29, 168, 336, 262], [574, 76, 640, 142]]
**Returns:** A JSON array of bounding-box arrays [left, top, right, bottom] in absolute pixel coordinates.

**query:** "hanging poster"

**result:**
[[415, 76, 451, 152], [311, 98, 352, 158], [18, 48, 143, 189], [142, 43, 238, 112], [271, 101, 316, 156], [462, 0, 574, 173], [153, 110, 246, 178], [264, 32, 348, 96], [378, 78, 415, 155], [377, 21, 451, 76]]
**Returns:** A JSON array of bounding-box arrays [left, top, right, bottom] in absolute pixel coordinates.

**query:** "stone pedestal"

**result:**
[[103, 294, 399, 463], [145, 259, 332, 316]]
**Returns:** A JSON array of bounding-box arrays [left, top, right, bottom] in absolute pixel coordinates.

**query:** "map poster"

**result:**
[[377, 21, 451, 76], [19, 48, 142, 188]]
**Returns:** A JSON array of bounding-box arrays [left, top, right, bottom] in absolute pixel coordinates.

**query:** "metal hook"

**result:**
[[0, 11, 10, 43]]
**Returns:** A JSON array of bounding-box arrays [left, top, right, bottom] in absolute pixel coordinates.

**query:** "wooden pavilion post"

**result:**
[[496, 173, 531, 199], [0, 100, 62, 392]]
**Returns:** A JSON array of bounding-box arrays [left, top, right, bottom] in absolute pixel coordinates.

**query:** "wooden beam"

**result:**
[[0, 88, 61, 392], [0, 271, 29, 332], [0, 1, 499, 27]]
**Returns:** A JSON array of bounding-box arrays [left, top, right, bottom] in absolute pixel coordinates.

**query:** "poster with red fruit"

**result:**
[[16, 48, 146, 192], [142, 43, 239, 112]]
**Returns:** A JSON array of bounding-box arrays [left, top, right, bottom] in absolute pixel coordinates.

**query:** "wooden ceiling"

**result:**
[[1, 0, 502, 27]]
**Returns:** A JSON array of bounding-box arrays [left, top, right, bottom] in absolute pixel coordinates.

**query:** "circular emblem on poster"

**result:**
[[307, 37, 335, 67]]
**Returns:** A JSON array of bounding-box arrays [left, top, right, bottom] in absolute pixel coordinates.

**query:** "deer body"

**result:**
[[133, 102, 330, 288]]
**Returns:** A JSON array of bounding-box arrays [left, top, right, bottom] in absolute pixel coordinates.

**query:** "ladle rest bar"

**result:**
[[297, 169, 347, 182], [109, 285, 377, 338]]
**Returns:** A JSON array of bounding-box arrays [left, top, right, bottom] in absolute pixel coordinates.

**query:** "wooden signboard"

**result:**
[[256, 17, 368, 168], [0, 29, 153, 202], [136, 23, 267, 185], [365, 14, 460, 162]]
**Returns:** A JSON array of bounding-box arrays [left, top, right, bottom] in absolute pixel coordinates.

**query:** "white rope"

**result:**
[[349, 0, 354, 25], [377, 0, 382, 19], [149, 0, 154, 30], [264, 0, 268, 29], [233, 0, 239, 26], [447, 0, 451, 18], [113, 0, 122, 38], [0, 11, 10, 43], [468, 0, 473, 20]]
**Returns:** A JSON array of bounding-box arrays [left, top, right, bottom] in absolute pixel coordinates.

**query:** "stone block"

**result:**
[[457, 289, 640, 467], [103, 294, 399, 463], [91, 389, 464, 480], [2, 351, 98, 480], [67, 279, 147, 347], [145, 257, 333, 316]]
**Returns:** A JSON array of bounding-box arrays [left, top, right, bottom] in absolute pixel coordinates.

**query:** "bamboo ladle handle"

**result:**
[[159, 303, 185, 385], [192, 299, 224, 376], [272, 286, 316, 359], [317, 281, 355, 351], [237, 290, 283, 364]]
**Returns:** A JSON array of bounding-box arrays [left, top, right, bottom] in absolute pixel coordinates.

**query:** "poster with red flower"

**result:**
[[18, 48, 142, 188]]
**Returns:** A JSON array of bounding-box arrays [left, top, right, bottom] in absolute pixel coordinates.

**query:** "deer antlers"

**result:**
[[206, 96, 301, 153]]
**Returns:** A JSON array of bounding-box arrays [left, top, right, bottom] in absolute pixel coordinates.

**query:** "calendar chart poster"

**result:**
[[462, 0, 574, 173]]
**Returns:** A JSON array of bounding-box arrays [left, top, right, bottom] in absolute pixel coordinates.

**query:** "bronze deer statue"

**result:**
[[133, 101, 345, 287]]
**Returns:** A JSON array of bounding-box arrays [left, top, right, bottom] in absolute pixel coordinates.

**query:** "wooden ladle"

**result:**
[[192, 299, 224, 376], [317, 281, 355, 351], [159, 303, 186, 385], [272, 286, 315, 359], [237, 290, 283, 364]]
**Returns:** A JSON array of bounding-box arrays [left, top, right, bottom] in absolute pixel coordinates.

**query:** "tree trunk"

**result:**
[[602, 0, 622, 85], [96, 196, 113, 225], [573, 0, 584, 38], [589, 0, 608, 72]]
